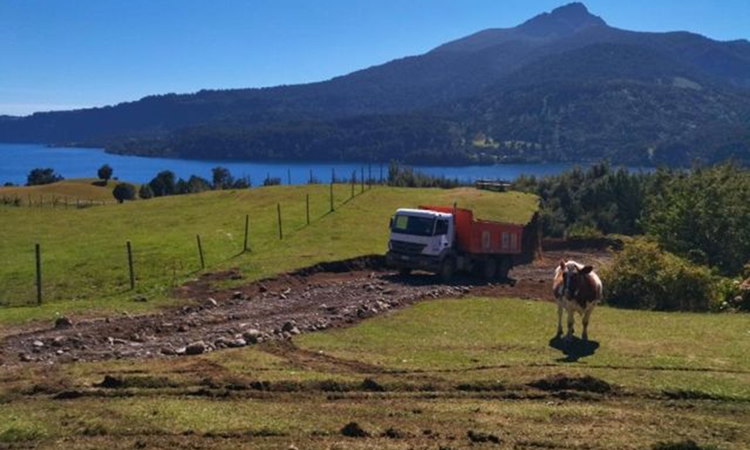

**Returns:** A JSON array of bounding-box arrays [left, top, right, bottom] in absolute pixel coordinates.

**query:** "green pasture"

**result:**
[[1, 297, 748, 449], [0, 183, 537, 322]]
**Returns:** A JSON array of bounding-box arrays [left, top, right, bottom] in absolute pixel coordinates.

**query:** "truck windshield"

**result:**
[[391, 214, 435, 236]]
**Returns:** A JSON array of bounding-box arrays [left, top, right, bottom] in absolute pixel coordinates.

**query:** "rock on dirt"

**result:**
[[55, 317, 73, 329], [341, 422, 370, 438], [185, 341, 206, 355], [467, 430, 501, 444]]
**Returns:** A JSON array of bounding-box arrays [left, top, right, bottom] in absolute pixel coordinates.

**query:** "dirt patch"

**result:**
[[528, 373, 612, 394], [1, 250, 610, 366]]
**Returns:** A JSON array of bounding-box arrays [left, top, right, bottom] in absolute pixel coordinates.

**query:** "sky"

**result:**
[[1, 0, 748, 116]]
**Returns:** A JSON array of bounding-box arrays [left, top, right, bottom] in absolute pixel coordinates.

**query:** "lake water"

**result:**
[[0, 143, 605, 185]]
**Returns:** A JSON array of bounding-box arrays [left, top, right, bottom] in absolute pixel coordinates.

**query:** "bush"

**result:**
[[263, 176, 281, 186], [112, 183, 137, 203], [602, 239, 718, 311], [97, 164, 113, 183], [138, 184, 154, 199], [26, 168, 63, 186]]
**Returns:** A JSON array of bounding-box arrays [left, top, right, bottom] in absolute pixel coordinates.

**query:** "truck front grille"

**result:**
[[390, 240, 426, 255]]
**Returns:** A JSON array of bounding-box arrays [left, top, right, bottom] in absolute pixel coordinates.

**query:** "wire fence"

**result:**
[[0, 179, 378, 308]]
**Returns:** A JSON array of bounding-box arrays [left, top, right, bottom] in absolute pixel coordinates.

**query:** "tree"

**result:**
[[643, 163, 750, 275], [212, 166, 234, 190], [26, 168, 63, 186], [187, 175, 212, 193], [148, 170, 176, 197], [97, 164, 113, 183], [139, 184, 154, 199], [113, 183, 136, 203]]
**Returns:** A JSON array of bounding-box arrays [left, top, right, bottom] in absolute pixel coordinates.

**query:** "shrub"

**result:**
[[602, 239, 718, 311], [138, 184, 154, 199], [112, 183, 137, 203], [26, 168, 63, 186], [263, 176, 281, 186], [97, 164, 113, 183]]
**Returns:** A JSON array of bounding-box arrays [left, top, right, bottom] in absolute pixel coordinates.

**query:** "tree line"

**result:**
[[513, 161, 750, 311]]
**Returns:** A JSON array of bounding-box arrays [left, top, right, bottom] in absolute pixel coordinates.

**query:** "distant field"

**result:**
[[1, 297, 747, 449], [0, 178, 121, 205], [0, 184, 538, 322]]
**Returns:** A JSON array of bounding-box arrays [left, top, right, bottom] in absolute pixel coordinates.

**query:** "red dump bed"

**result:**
[[419, 205, 523, 255]]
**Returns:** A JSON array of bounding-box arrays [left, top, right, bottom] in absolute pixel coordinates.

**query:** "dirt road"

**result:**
[[1, 250, 610, 365]]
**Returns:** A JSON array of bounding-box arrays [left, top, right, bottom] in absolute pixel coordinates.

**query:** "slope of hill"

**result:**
[[1, 3, 749, 165]]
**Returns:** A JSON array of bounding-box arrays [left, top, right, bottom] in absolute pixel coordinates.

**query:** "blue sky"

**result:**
[[1, 0, 748, 116]]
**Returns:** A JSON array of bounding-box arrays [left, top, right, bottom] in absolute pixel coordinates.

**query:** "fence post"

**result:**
[[329, 183, 334, 212], [243, 214, 250, 252], [35, 243, 42, 305], [196, 235, 205, 269], [277, 203, 283, 239], [368, 164, 372, 189], [126, 241, 135, 290], [361, 166, 365, 193], [306, 194, 310, 225]]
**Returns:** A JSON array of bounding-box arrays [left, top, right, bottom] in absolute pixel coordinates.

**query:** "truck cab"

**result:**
[[386, 208, 455, 274]]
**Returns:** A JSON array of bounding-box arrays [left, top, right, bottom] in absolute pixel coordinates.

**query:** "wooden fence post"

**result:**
[[196, 235, 205, 269], [361, 166, 365, 193], [126, 241, 135, 290], [329, 183, 334, 212], [243, 215, 250, 252], [306, 194, 310, 225], [35, 243, 42, 305], [277, 203, 283, 239]]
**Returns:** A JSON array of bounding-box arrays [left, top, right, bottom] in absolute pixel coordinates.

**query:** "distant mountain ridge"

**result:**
[[2, 2, 749, 166]]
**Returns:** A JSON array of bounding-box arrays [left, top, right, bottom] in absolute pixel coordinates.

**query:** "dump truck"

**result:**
[[386, 205, 523, 281]]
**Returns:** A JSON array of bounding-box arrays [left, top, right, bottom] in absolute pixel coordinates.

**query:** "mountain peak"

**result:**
[[519, 2, 607, 37]]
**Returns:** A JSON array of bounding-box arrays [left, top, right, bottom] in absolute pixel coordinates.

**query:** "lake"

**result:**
[[0, 143, 611, 186]]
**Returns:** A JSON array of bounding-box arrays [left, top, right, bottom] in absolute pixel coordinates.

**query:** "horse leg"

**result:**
[[556, 299, 564, 337], [582, 306, 594, 341]]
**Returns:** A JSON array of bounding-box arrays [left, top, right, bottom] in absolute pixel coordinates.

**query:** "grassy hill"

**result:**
[[0, 185, 538, 322], [0, 178, 121, 206], [1, 297, 747, 449]]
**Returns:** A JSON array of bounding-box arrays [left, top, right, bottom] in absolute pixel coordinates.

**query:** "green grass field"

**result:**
[[0, 178, 121, 205], [0, 183, 538, 322], [1, 297, 748, 449]]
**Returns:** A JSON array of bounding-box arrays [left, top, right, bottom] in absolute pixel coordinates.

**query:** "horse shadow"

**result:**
[[548, 335, 600, 363]]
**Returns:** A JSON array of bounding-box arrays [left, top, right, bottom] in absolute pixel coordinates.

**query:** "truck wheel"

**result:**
[[398, 268, 412, 276], [439, 258, 455, 283], [483, 258, 497, 281], [498, 257, 512, 280]]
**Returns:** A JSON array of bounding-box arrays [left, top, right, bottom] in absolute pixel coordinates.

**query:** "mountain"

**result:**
[[2, 2, 750, 166]]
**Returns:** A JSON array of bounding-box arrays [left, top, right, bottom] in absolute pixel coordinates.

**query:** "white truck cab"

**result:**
[[387, 208, 455, 273]]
